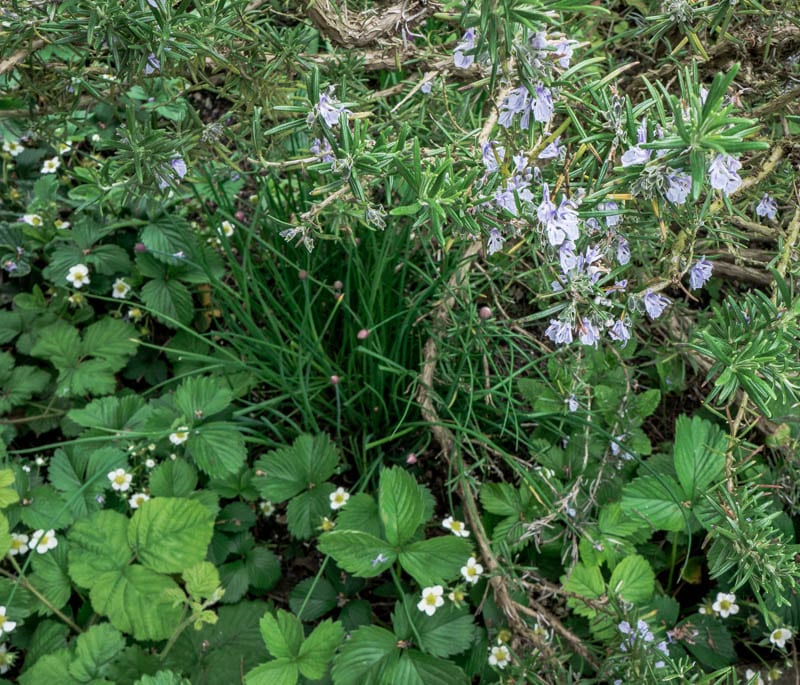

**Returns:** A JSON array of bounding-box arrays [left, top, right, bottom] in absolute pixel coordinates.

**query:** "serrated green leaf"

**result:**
[[245, 659, 299, 685], [674, 415, 726, 500], [260, 610, 303, 659], [20, 484, 74, 530], [187, 422, 247, 478], [0, 513, 10, 559], [67, 395, 149, 432], [135, 671, 192, 685], [128, 497, 214, 574], [563, 562, 604, 618], [318, 530, 397, 577], [91, 564, 184, 641], [175, 376, 233, 420], [399, 537, 472, 586], [29, 538, 71, 615], [289, 578, 338, 622], [49, 447, 127, 518], [149, 459, 198, 498], [252, 434, 340, 502], [82, 318, 139, 362], [677, 613, 736, 668], [183, 561, 221, 601], [19, 649, 80, 685], [379, 467, 425, 547], [480, 483, 522, 516], [0, 469, 20, 508], [394, 651, 469, 685], [608, 554, 654, 605], [286, 484, 336, 540], [298, 619, 344, 680], [141, 278, 194, 327], [335, 493, 382, 537], [331, 625, 398, 685], [68, 510, 131, 587], [26, 620, 70, 671], [620, 475, 687, 532], [244, 546, 281, 590], [397, 597, 477, 658], [69, 622, 126, 681]]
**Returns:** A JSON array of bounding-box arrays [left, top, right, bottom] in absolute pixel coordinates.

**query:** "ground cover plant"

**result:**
[[0, 0, 799, 682]]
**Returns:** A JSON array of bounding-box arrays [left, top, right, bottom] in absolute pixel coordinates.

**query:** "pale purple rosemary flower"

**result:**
[[420, 80, 433, 94], [621, 119, 650, 167], [708, 154, 742, 195], [499, 87, 528, 128], [318, 89, 349, 127], [559, 240, 578, 273], [579, 318, 600, 347], [553, 38, 576, 69], [487, 228, 505, 256], [689, 256, 713, 290], [538, 136, 563, 160], [454, 29, 477, 69], [145, 53, 160, 75], [545, 318, 573, 345], [755, 193, 778, 220], [554, 196, 580, 242], [530, 83, 554, 125], [310, 137, 334, 163], [482, 141, 505, 173], [599, 201, 621, 227], [608, 318, 631, 346], [170, 156, 187, 179], [665, 170, 691, 205], [566, 394, 579, 412], [616, 237, 630, 265], [643, 289, 670, 319]]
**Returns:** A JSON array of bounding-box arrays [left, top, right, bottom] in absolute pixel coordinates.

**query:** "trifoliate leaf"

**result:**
[[69, 622, 126, 681], [18, 650, 79, 685], [128, 497, 214, 574], [393, 597, 478, 659], [67, 395, 150, 433], [135, 671, 192, 685], [480, 483, 522, 516], [0, 355, 49, 414], [318, 530, 397, 578], [394, 650, 470, 685], [563, 562, 605, 618], [187, 422, 247, 479], [81, 318, 139, 364], [49, 446, 127, 518], [398, 537, 472, 586], [378, 467, 425, 547], [252, 434, 339, 502], [25, 620, 70, 670]]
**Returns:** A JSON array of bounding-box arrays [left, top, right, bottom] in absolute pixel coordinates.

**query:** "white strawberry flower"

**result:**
[[769, 627, 793, 649], [21, 214, 43, 227], [219, 220, 235, 237], [0, 607, 16, 638], [29, 529, 58, 554], [2, 140, 24, 156], [107, 468, 133, 492], [66, 264, 90, 289], [329, 487, 350, 510], [442, 516, 469, 538], [488, 644, 511, 669], [417, 586, 444, 616], [40, 157, 61, 174], [169, 427, 190, 445], [711, 592, 739, 618], [461, 556, 484, 584], [128, 492, 150, 509], [9, 533, 29, 556], [111, 278, 132, 299]]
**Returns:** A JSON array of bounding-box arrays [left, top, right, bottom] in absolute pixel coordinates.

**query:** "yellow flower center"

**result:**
[[114, 475, 127, 485], [451, 521, 462, 531]]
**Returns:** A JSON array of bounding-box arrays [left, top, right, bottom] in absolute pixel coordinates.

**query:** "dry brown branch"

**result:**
[[307, 0, 441, 48], [0, 39, 45, 76]]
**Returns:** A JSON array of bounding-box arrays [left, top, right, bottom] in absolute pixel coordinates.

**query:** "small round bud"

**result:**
[[479, 306, 492, 320], [330, 375, 340, 385], [406, 453, 418, 465], [235, 210, 245, 221], [298, 270, 308, 281], [134, 242, 147, 253], [357, 328, 370, 340], [333, 280, 343, 290]]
